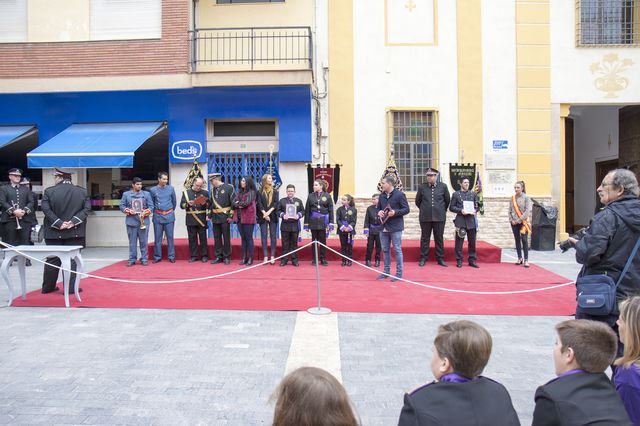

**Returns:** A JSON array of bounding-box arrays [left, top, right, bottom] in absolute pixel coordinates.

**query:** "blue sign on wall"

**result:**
[[492, 140, 509, 150], [0, 85, 313, 163], [170, 140, 205, 163]]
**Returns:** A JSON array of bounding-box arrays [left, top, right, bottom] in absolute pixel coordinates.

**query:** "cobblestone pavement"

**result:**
[[0, 246, 581, 425]]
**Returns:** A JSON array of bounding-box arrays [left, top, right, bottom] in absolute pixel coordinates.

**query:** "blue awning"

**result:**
[[27, 122, 166, 168], [0, 125, 36, 149]]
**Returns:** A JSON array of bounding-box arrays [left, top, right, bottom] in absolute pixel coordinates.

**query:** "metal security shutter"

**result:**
[[90, 0, 161, 41], [0, 0, 27, 42]]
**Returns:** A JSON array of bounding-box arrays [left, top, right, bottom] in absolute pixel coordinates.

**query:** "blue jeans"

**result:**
[[260, 221, 278, 258], [239, 223, 255, 260], [380, 231, 403, 277], [126, 225, 149, 262], [153, 220, 175, 261]]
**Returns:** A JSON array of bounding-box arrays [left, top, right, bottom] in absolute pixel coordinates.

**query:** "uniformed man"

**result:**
[[41, 168, 91, 294], [120, 177, 153, 267], [208, 173, 235, 265], [449, 177, 479, 268], [415, 167, 450, 267], [20, 177, 38, 264], [0, 168, 36, 249], [277, 184, 305, 267], [304, 179, 335, 266], [149, 171, 177, 264], [181, 177, 211, 263]]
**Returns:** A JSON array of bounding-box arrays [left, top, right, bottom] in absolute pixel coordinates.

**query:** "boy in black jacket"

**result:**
[[532, 319, 632, 426], [398, 320, 520, 426], [363, 193, 381, 267]]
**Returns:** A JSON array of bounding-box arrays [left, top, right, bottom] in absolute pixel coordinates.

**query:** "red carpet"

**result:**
[[11, 258, 575, 316], [150, 238, 503, 263]]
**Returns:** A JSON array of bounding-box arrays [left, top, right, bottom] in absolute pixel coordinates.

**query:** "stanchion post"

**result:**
[[307, 240, 331, 315]]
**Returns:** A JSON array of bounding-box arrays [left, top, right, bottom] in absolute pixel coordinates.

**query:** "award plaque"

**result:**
[[286, 204, 297, 219], [380, 206, 392, 224], [131, 198, 144, 214], [463, 200, 475, 214], [194, 195, 208, 205]]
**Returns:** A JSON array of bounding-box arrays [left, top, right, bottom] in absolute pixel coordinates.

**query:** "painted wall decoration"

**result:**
[[590, 53, 634, 99]]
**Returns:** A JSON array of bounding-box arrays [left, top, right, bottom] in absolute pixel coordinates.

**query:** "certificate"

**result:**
[[131, 198, 144, 214], [463, 201, 475, 214], [286, 204, 297, 219]]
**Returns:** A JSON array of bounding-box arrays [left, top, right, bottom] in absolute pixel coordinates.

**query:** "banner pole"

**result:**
[[307, 241, 331, 315]]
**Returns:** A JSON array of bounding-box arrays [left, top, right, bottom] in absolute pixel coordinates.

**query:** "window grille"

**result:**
[[388, 111, 439, 192], [576, 0, 639, 46]]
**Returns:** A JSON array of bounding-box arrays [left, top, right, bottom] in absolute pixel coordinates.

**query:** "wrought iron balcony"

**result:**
[[189, 26, 313, 72]]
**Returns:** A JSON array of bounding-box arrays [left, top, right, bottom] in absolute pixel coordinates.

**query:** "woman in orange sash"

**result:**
[[509, 181, 533, 268]]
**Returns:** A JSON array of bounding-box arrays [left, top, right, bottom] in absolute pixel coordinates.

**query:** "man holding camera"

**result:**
[[570, 169, 640, 335]]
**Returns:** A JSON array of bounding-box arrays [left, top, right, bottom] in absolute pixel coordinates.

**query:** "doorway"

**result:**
[[565, 117, 575, 234], [595, 158, 618, 212]]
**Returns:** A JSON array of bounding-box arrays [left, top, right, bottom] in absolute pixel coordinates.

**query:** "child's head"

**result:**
[[616, 296, 640, 367], [341, 194, 355, 207], [371, 193, 379, 206], [286, 184, 296, 198], [431, 320, 492, 380], [554, 319, 617, 374], [271, 367, 359, 426]]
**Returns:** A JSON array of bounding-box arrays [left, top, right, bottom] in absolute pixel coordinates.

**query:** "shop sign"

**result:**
[[170, 140, 205, 163]]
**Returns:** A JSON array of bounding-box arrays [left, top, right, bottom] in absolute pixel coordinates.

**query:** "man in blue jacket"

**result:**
[[376, 175, 410, 282], [149, 171, 177, 264], [120, 177, 153, 266]]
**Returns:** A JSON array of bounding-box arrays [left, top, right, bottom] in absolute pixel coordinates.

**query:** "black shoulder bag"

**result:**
[[576, 235, 640, 316]]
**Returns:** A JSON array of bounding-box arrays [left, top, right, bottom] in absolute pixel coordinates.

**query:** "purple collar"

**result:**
[[548, 369, 585, 384], [439, 373, 475, 383]]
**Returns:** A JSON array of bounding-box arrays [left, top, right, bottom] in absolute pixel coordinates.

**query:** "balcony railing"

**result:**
[[189, 26, 313, 72]]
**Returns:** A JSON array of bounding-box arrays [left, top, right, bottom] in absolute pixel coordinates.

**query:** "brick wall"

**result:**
[[349, 196, 555, 248], [0, 0, 189, 79]]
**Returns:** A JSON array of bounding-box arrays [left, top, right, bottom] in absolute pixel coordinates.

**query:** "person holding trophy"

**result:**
[[120, 177, 153, 267], [0, 168, 36, 250], [449, 177, 479, 268]]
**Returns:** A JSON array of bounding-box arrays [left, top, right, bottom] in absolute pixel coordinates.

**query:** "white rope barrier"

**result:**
[[316, 242, 576, 295], [0, 240, 315, 285]]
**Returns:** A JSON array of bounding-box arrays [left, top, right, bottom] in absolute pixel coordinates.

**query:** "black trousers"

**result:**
[[454, 228, 477, 262], [338, 231, 353, 260], [310, 229, 327, 261], [281, 230, 299, 261], [187, 225, 208, 259], [366, 234, 381, 261], [42, 237, 84, 292], [212, 222, 231, 259], [511, 224, 529, 260], [419, 221, 445, 261], [3, 220, 31, 247]]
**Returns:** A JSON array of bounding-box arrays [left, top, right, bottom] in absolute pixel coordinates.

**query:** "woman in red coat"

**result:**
[[233, 176, 257, 265]]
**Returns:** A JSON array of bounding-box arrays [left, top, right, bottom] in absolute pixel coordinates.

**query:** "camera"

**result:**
[[559, 227, 588, 253]]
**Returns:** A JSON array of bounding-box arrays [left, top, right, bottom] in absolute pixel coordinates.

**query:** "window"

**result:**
[[389, 111, 438, 192], [208, 120, 278, 139], [0, 0, 27, 42], [91, 0, 161, 41], [217, 0, 284, 3], [576, 0, 639, 46]]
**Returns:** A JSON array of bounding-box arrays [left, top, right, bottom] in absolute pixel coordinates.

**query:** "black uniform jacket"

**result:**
[[0, 184, 36, 224], [449, 190, 478, 230], [304, 191, 335, 230], [257, 188, 279, 224], [532, 372, 632, 426], [180, 189, 211, 228], [41, 182, 91, 240], [277, 196, 304, 233], [398, 376, 521, 426], [209, 183, 235, 224], [336, 205, 357, 234], [363, 204, 382, 235], [575, 195, 640, 307], [415, 182, 451, 222]]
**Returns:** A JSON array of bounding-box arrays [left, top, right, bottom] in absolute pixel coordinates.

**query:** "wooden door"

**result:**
[[619, 105, 640, 176], [595, 159, 619, 212], [565, 117, 575, 234]]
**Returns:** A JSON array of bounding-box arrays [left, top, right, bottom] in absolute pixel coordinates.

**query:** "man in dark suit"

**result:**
[[277, 184, 304, 267], [41, 168, 91, 294], [180, 177, 211, 263], [532, 319, 633, 426], [449, 177, 479, 268], [415, 167, 450, 267], [0, 168, 36, 249], [208, 173, 235, 265]]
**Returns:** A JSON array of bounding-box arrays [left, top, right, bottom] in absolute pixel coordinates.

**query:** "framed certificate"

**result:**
[[463, 200, 475, 213], [286, 204, 297, 219]]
